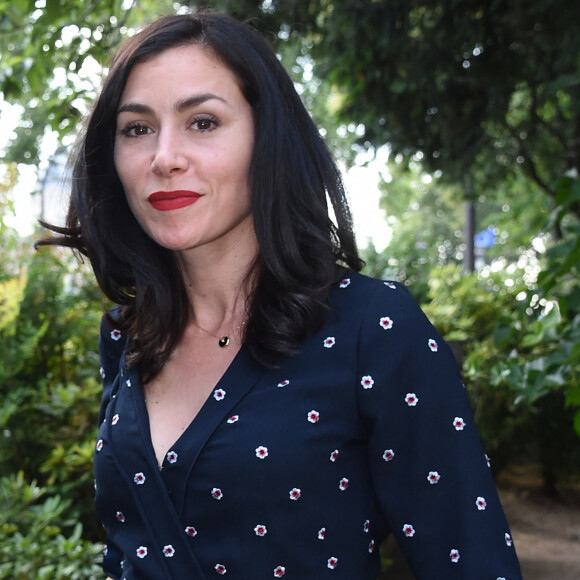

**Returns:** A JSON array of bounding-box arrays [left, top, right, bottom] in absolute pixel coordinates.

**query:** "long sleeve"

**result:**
[[356, 281, 522, 579], [97, 312, 126, 580]]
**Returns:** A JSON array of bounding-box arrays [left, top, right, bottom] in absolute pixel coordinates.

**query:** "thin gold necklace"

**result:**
[[192, 320, 246, 348]]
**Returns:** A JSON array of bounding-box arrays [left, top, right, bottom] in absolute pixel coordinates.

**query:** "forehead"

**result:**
[[120, 44, 243, 103]]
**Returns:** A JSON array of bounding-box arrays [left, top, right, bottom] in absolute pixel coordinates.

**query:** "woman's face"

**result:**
[[114, 44, 256, 257]]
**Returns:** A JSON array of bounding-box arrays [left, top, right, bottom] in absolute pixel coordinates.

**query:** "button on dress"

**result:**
[[94, 272, 522, 579]]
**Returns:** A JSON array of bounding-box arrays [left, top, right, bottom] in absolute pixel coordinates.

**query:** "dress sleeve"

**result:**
[[356, 282, 522, 579], [97, 310, 125, 424], [97, 311, 126, 579]]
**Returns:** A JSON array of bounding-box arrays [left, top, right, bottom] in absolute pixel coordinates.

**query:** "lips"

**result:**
[[147, 190, 201, 211]]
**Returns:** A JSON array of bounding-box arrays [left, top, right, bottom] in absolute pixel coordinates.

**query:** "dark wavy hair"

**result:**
[[38, 12, 362, 381]]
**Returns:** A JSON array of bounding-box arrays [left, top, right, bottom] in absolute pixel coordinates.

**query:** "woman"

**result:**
[[39, 12, 522, 580]]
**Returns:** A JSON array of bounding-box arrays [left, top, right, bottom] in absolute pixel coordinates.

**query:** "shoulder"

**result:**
[[330, 270, 426, 323], [99, 306, 127, 367], [329, 271, 454, 368]]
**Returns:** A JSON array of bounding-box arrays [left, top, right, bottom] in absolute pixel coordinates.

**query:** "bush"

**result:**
[[0, 231, 108, 574], [422, 261, 580, 494], [0, 247, 105, 535], [0, 472, 103, 579]]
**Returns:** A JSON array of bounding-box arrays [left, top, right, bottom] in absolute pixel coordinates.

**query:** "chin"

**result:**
[[151, 235, 197, 252]]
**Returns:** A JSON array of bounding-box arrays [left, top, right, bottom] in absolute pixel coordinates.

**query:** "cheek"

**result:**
[[113, 150, 125, 189], [113, 149, 137, 203], [231, 143, 253, 188]]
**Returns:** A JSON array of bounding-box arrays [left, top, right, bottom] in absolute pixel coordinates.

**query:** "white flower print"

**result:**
[[277, 379, 290, 388], [476, 496, 487, 510], [99, 367, 105, 379], [116, 511, 125, 523], [339, 477, 349, 491], [227, 415, 239, 424], [211, 488, 223, 500], [405, 393, 419, 406], [339, 278, 351, 288], [318, 527, 326, 540], [382, 449, 395, 462], [166, 450, 178, 464], [110, 329, 122, 341], [323, 336, 336, 348], [450, 549, 460, 563], [213, 388, 226, 401], [136, 546, 148, 558], [163, 545, 175, 558], [273, 566, 286, 577], [486, 453, 491, 467], [402, 524, 415, 537], [428, 338, 438, 352], [497, 578, 506, 580], [329, 449, 339, 462], [126, 379, 132, 387], [379, 316, 394, 330], [361, 375, 374, 389], [96, 439, 103, 452], [363, 519, 370, 533], [255, 446, 269, 459], [369, 539, 375, 553], [254, 524, 267, 536], [327, 556, 338, 569], [453, 417, 466, 430], [384, 281, 396, 289], [427, 471, 441, 484], [111, 413, 120, 425], [505, 532, 513, 546], [289, 488, 301, 500], [103, 544, 108, 556], [215, 564, 227, 575], [134, 472, 146, 485], [185, 526, 197, 537], [307, 410, 320, 423]]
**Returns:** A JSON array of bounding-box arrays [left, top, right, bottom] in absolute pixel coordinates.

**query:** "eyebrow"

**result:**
[[117, 93, 228, 116]]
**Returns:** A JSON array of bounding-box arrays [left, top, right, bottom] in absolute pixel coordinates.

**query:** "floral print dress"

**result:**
[[94, 272, 522, 579]]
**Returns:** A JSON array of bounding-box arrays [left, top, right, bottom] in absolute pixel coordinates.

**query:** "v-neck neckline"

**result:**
[[125, 346, 266, 513]]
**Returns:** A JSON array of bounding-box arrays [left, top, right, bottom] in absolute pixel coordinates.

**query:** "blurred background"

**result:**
[[1, 1, 579, 577]]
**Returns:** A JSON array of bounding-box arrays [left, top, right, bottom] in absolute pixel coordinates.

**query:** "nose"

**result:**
[[151, 129, 189, 176]]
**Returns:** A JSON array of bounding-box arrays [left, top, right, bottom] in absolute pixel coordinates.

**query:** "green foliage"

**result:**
[[362, 153, 548, 304], [535, 177, 580, 441], [9, 0, 577, 199], [210, 1, 579, 202], [0, 164, 26, 280], [0, 472, 103, 579], [0, 222, 107, 545], [421, 258, 580, 493], [0, 0, 174, 165], [370, 157, 466, 301]]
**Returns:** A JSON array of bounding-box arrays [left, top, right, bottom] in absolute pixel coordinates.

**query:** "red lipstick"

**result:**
[[148, 190, 201, 211]]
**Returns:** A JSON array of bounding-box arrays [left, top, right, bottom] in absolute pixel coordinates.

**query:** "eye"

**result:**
[[192, 116, 219, 132], [120, 123, 151, 137]]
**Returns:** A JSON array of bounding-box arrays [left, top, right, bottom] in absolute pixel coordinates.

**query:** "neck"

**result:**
[[174, 238, 259, 335]]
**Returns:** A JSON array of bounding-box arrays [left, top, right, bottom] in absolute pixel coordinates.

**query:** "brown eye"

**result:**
[[192, 116, 219, 132], [121, 123, 151, 137], [195, 119, 212, 130], [133, 124, 149, 136]]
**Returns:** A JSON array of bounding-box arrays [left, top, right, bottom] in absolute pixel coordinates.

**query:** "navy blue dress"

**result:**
[[94, 272, 522, 579]]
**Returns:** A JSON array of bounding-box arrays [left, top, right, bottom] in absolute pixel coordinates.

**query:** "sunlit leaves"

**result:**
[[0, 0, 173, 165]]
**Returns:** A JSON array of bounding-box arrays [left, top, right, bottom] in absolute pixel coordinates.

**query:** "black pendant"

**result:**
[[219, 336, 230, 348]]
